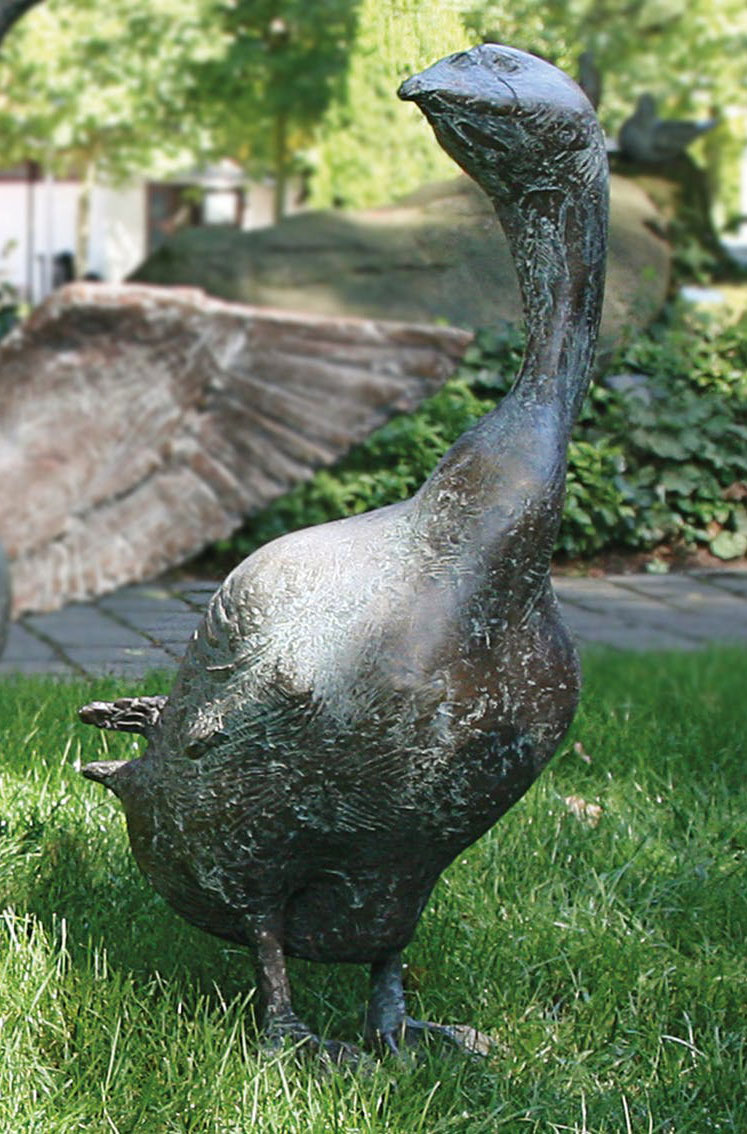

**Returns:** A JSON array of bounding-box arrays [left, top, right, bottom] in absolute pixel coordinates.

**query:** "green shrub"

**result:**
[[212, 303, 747, 567], [578, 305, 747, 558]]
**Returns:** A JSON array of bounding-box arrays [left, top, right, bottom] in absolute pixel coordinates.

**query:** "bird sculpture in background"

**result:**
[[618, 93, 717, 164], [79, 43, 609, 1061]]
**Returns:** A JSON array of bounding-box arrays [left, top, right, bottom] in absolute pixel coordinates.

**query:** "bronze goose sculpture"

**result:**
[[80, 44, 608, 1059]]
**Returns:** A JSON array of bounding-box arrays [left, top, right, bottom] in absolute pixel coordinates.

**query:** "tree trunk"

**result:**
[[272, 111, 288, 223], [75, 159, 96, 277]]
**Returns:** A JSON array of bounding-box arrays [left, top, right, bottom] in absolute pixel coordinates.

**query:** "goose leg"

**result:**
[[246, 913, 358, 1065], [365, 952, 491, 1057], [365, 952, 407, 1054]]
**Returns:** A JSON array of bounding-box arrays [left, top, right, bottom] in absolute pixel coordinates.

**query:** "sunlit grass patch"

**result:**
[[0, 651, 745, 1131]]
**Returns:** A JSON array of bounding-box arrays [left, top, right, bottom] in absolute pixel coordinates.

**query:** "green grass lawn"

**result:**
[[0, 649, 745, 1133]]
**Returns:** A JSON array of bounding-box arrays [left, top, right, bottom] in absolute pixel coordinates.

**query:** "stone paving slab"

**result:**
[[557, 607, 696, 650], [0, 570, 744, 679], [61, 643, 176, 665], [24, 607, 147, 648], [173, 581, 221, 596], [612, 572, 747, 613], [2, 621, 60, 663], [674, 570, 747, 599], [98, 595, 194, 617], [0, 621, 73, 675], [555, 578, 730, 646]]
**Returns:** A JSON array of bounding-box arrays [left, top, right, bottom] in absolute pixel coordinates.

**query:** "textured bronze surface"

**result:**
[[81, 44, 608, 1058]]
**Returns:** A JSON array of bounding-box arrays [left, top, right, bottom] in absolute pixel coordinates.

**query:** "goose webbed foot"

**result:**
[[398, 1016, 492, 1057], [262, 1011, 360, 1066], [247, 913, 360, 1066], [364, 953, 492, 1059]]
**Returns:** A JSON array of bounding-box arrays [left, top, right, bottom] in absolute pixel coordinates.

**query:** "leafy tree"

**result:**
[[464, 0, 746, 127], [196, 0, 359, 221], [308, 0, 472, 210], [463, 0, 747, 222], [310, 0, 746, 218], [2, 0, 743, 246], [0, 0, 218, 270]]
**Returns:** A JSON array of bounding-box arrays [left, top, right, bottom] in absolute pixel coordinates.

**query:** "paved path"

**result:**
[[1, 571, 746, 679]]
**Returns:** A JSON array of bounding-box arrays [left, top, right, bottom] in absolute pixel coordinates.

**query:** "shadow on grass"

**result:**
[[7, 806, 376, 1044]]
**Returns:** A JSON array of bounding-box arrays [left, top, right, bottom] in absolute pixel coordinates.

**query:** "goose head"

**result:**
[[398, 43, 605, 207]]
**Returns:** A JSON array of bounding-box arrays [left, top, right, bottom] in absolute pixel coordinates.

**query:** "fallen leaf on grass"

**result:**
[[564, 794, 603, 827], [573, 741, 593, 764]]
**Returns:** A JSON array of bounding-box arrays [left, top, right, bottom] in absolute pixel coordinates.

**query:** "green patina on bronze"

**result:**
[[81, 44, 609, 1061]]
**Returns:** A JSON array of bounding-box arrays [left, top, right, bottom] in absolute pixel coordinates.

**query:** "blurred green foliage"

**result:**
[[196, 0, 359, 222], [307, 0, 470, 209], [1, 0, 744, 222], [0, 0, 217, 181], [310, 0, 747, 213]]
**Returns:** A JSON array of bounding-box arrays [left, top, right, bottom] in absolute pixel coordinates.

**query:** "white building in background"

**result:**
[[0, 159, 303, 307]]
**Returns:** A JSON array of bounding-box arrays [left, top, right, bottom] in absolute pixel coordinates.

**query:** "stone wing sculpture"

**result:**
[[80, 44, 608, 1062], [0, 285, 468, 615]]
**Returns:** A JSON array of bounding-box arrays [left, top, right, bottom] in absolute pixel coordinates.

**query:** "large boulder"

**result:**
[[134, 174, 671, 364], [0, 283, 469, 615]]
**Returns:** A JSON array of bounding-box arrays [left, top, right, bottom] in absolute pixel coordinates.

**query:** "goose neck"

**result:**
[[496, 169, 608, 430]]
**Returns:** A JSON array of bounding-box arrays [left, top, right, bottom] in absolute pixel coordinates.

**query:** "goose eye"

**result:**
[[554, 124, 577, 145], [552, 120, 589, 150], [490, 50, 520, 72]]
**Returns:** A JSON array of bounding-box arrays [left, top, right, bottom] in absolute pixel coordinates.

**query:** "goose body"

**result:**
[[81, 44, 608, 1056]]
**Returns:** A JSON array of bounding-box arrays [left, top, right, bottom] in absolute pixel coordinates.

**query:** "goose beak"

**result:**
[[398, 52, 517, 115], [398, 62, 461, 106], [397, 74, 423, 103], [397, 58, 466, 106]]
